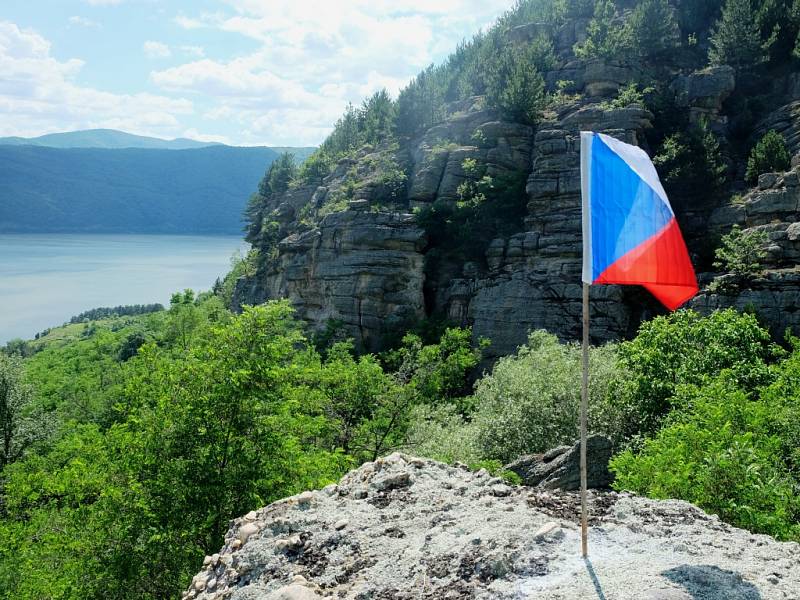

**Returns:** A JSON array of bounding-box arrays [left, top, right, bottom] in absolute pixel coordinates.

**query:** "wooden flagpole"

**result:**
[[580, 282, 589, 557]]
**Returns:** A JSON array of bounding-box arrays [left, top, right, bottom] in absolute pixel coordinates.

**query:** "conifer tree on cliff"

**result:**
[[709, 0, 767, 70]]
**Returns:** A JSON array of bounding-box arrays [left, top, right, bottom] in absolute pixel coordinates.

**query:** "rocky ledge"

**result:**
[[185, 454, 799, 600]]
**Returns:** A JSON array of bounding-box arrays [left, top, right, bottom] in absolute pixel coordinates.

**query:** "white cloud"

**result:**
[[153, 0, 510, 145], [68, 16, 101, 28], [0, 21, 193, 139], [143, 40, 171, 59], [84, 0, 124, 5], [182, 128, 231, 145]]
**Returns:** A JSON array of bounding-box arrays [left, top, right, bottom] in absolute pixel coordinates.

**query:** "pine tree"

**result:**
[[746, 130, 791, 183], [709, 0, 767, 69], [574, 0, 628, 60], [625, 0, 681, 60]]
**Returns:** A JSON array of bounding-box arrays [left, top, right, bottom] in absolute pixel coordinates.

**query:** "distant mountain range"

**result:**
[[0, 129, 316, 234], [0, 129, 222, 150]]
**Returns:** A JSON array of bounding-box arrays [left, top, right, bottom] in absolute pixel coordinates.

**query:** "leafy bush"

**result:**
[[653, 120, 727, 199], [470, 331, 623, 463], [611, 375, 800, 541], [746, 130, 791, 183], [712, 225, 768, 280], [0, 354, 47, 469], [574, 0, 626, 60], [601, 82, 653, 110], [407, 331, 625, 466], [615, 309, 779, 441]]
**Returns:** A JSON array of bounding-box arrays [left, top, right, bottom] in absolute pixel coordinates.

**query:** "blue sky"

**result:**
[[0, 0, 512, 146]]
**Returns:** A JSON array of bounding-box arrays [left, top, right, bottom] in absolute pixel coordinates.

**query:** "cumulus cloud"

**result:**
[[143, 40, 171, 59], [155, 0, 510, 145], [68, 16, 101, 28], [0, 21, 192, 139]]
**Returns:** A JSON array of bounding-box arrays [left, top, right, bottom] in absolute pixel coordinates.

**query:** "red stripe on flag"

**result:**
[[594, 217, 698, 310]]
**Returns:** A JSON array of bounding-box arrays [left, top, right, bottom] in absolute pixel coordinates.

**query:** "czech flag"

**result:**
[[581, 131, 698, 310]]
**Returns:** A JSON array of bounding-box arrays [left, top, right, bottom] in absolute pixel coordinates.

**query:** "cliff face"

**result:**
[[235, 14, 800, 357], [183, 454, 800, 600]]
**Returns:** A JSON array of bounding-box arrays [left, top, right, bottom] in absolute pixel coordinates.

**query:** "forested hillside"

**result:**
[[0, 145, 278, 234]]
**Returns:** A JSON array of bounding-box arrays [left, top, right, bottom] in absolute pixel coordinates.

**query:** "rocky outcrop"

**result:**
[[235, 14, 800, 355], [442, 104, 654, 358], [184, 454, 800, 600], [505, 434, 614, 490], [690, 163, 800, 337], [235, 210, 425, 351]]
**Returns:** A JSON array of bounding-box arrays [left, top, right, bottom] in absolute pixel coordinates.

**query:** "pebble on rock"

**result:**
[[238, 522, 261, 544]]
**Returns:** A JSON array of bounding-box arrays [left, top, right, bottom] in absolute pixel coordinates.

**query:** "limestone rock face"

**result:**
[[234, 18, 800, 355], [235, 210, 425, 351], [693, 164, 800, 337], [505, 434, 614, 491], [184, 454, 800, 600]]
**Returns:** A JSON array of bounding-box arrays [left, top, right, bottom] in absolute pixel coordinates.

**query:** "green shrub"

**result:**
[[653, 120, 727, 199], [615, 309, 779, 440], [574, 0, 624, 59], [611, 375, 800, 541], [746, 130, 791, 183], [601, 82, 653, 110], [712, 224, 768, 280]]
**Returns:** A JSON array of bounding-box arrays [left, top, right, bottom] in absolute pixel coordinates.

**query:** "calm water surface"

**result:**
[[0, 234, 246, 344]]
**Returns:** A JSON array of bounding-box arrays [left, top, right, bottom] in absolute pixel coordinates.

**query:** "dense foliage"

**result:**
[[0, 296, 480, 598], [68, 304, 165, 324]]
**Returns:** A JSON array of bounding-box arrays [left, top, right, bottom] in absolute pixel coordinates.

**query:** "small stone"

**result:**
[[334, 519, 349, 530], [207, 577, 217, 590], [231, 539, 242, 550], [202, 555, 212, 566], [276, 533, 303, 553], [372, 471, 411, 492], [291, 574, 309, 585], [265, 584, 323, 600], [533, 521, 559, 539], [321, 483, 338, 496], [490, 484, 512, 497], [297, 491, 315, 505], [194, 576, 207, 592], [239, 522, 261, 544], [244, 510, 258, 522], [219, 554, 233, 567]]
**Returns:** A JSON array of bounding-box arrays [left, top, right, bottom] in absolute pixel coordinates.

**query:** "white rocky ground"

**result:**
[[185, 454, 800, 600]]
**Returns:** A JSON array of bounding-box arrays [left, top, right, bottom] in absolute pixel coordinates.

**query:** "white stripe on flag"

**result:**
[[580, 131, 593, 284]]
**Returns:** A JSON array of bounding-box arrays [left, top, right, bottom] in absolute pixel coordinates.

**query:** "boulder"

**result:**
[[505, 434, 614, 490], [672, 66, 735, 110]]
